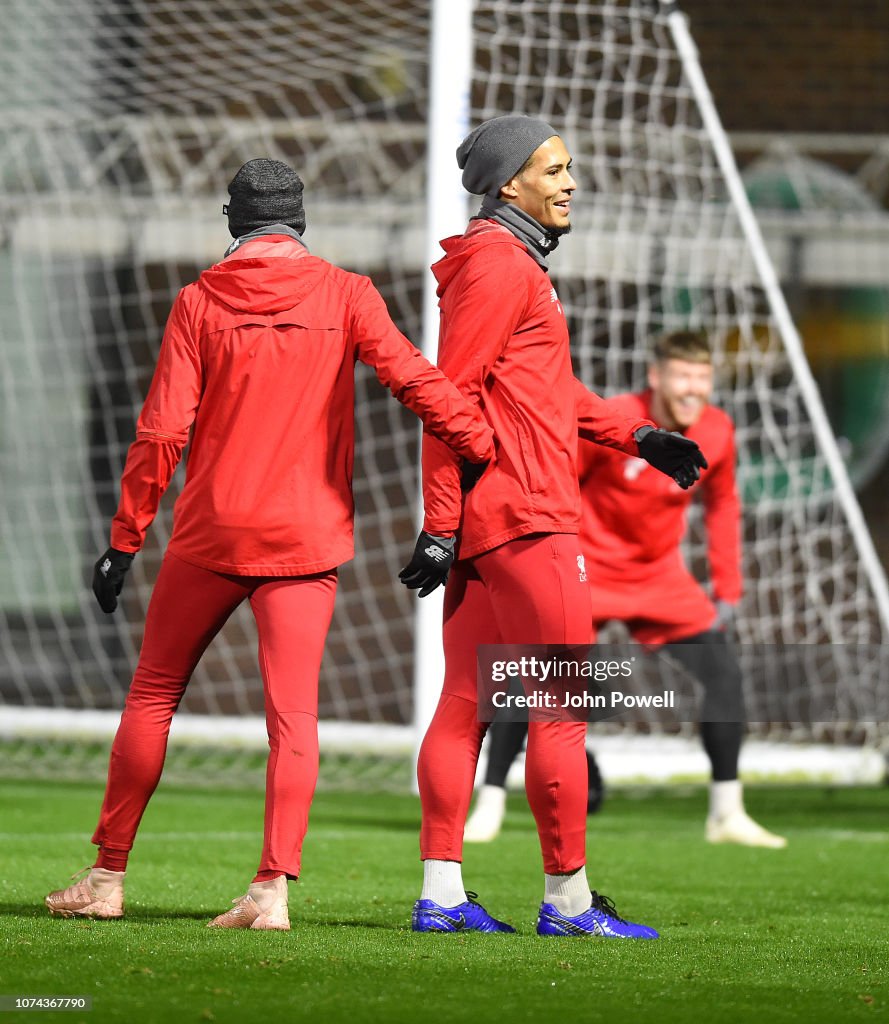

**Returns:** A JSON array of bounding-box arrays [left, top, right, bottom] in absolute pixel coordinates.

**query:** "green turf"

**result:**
[[0, 780, 887, 1023]]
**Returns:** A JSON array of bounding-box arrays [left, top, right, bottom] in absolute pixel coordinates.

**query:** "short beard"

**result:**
[[548, 224, 572, 237]]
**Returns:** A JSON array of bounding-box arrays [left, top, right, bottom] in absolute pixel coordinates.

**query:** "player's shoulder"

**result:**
[[305, 253, 349, 282], [444, 236, 539, 312], [455, 224, 535, 269], [692, 404, 735, 470], [467, 236, 535, 279], [171, 278, 203, 317], [311, 258, 378, 304], [698, 403, 735, 439]]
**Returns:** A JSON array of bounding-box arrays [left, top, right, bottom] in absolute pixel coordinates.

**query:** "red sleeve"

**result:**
[[110, 291, 203, 552], [576, 435, 604, 490], [422, 249, 530, 536], [349, 277, 495, 468], [702, 421, 743, 602], [574, 379, 653, 454]]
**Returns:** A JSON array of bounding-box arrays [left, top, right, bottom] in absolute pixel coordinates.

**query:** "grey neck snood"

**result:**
[[224, 224, 309, 258], [476, 196, 560, 270]]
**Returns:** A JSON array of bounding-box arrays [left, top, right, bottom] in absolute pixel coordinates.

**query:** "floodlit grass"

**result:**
[[1, 780, 887, 1023]]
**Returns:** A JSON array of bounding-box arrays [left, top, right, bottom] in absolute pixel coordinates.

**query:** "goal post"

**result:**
[[411, 0, 474, 784]]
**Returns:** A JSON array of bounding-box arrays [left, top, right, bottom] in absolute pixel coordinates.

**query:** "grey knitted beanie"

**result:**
[[456, 115, 559, 196], [224, 159, 306, 238]]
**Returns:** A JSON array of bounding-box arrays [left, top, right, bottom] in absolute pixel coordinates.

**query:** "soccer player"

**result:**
[[463, 331, 787, 850], [44, 158, 496, 929], [399, 116, 707, 938]]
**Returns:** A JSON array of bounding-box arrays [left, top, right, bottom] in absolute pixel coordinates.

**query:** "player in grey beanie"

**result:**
[[224, 158, 306, 238], [456, 115, 559, 196]]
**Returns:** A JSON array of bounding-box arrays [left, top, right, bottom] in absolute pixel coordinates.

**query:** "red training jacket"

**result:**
[[421, 220, 651, 558], [110, 235, 494, 575], [578, 391, 742, 602]]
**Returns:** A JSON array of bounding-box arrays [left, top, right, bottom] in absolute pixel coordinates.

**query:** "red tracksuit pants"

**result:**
[[91, 552, 337, 878], [417, 533, 592, 874]]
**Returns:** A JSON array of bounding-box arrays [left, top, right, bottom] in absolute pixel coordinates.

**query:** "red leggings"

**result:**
[[92, 552, 337, 878], [417, 534, 592, 874]]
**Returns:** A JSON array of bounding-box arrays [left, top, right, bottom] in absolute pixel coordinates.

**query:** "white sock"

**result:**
[[248, 876, 287, 911], [421, 860, 466, 908], [709, 779, 744, 821], [544, 866, 591, 917], [87, 867, 125, 897]]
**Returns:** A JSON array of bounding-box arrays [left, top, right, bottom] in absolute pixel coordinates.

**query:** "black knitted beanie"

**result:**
[[456, 115, 559, 196], [224, 159, 306, 238]]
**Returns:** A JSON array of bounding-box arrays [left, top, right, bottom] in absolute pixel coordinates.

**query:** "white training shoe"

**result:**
[[207, 875, 290, 930], [464, 785, 507, 843], [45, 867, 125, 919], [706, 811, 787, 849]]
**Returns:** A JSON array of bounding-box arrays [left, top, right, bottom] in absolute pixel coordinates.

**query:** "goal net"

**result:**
[[469, 0, 889, 758], [2, 0, 887, 789]]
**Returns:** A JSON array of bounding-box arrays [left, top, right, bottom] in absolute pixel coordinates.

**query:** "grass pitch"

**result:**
[[0, 779, 887, 1023]]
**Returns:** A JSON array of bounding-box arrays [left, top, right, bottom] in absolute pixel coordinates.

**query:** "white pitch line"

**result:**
[[806, 829, 889, 843]]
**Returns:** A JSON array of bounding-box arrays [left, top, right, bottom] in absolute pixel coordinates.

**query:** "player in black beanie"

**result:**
[[46, 152, 495, 933], [224, 158, 306, 238]]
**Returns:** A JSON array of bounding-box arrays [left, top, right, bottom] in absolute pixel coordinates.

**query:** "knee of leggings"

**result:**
[[673, 631, 745, 721]]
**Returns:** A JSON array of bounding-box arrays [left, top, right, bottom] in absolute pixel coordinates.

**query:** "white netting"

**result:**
[[472, 0, 889, 742], [1, 0, 887, 788], [1, 1, 432, 757]]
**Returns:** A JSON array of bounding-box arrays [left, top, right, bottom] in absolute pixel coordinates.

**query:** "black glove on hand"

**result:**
[[92, 547, 135, 613], [460, 458, 490, 493], [398, 532, 456, 598], [635, 425, 708, 490]]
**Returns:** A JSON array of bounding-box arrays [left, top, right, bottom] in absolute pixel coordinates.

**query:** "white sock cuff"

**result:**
[[248, 876, 288, 910], [544, 866, 590, 918], [87, 867, 125, 896], [421, 859, 465, 908], [709, 778, 744, 820]]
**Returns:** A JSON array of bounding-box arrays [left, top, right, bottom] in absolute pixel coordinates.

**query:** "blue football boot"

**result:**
[[412, 890, 515, 933], [537, 890, 659, 939]]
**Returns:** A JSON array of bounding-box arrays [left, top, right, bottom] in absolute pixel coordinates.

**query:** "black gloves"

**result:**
[[635, 425, 708, 490], [92, 547, 135, 613], [398, 532, 456, 598]]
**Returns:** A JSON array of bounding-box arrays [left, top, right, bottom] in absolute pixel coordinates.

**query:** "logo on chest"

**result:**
[[549, 287, 564, 317]]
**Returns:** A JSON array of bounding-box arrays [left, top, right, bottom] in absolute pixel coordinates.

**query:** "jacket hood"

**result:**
[[432, 219, 527, 295], [198, 236, 322, 314]]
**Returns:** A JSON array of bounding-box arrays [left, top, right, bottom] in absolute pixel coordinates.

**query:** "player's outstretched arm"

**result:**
[[574, 378, 652, 453], [349, 277, 494, 465]]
